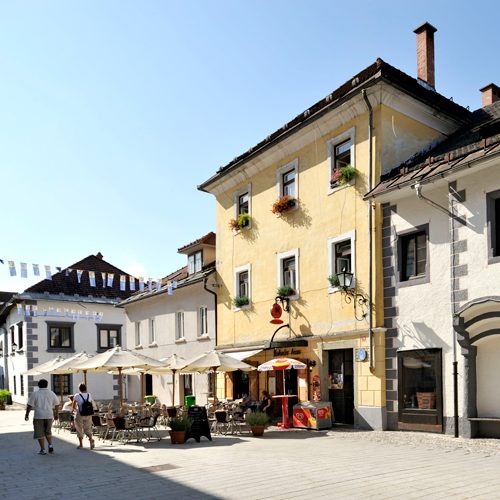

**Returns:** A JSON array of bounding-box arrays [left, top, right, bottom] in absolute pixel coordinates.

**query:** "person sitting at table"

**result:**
[[259, 390, 272, 416], [61, 395, 76, 432], [62, 395, 74, 413], [239, 393, 254, 411]]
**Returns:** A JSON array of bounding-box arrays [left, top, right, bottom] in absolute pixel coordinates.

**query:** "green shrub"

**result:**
[[233, 295, 250, 308], [169, 415, 192, 432], [0, 389, 11, 402], [277, 285, 295, 297], [246, 411, 270, 427]]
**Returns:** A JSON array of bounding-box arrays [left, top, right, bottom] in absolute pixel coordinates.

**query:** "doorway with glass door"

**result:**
[[328, 349, 354, 424]]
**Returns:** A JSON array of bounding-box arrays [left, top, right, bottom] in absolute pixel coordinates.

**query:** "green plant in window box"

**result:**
[[331, 165, 356, 187], [233, 295, 250, 308], [328, 274, 340, 287], [277, 285, 295, 297], [229, 213, 251, 232]]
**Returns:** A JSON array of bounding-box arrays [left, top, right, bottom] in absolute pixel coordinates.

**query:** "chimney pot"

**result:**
[[479, 83, 500, 108], [96, 252, 103, 260], [414, 22, 437, 89]]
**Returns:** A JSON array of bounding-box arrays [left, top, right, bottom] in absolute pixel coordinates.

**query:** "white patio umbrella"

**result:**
[[157, 354, 186, 406], [72, 346, 166, 405], [180, 350, 255, 406], [23, 356, 66, 376]]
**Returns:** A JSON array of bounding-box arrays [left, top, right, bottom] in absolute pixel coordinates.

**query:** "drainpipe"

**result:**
[[362, 89, 375, 372], [203, 277, 218, 346]]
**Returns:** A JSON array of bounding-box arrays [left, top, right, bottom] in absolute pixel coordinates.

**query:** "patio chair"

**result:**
[[229, 410, 246, 435], [91, 415, 108, 440], [213, 410, 230, 435], [137, 415, 161, 441], [57, 412, 73, 433]]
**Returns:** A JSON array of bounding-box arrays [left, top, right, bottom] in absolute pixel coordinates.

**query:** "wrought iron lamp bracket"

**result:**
[[340, 288, 368, 322], [275, 296, 290, 312]]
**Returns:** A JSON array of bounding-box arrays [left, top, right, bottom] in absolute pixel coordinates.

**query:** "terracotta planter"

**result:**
[[169, 430, 186, 444], [250, 425, 265, 437], [0, 403, 5, 411]]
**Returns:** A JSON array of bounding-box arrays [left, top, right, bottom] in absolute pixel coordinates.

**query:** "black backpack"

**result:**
[[80, 394, 94, 416]]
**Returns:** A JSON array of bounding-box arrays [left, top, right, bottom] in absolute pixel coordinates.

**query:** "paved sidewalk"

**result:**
[[2, 408, 500, 499]]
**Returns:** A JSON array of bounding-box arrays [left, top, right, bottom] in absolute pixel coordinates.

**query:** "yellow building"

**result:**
[[199, 24, 470, 429]]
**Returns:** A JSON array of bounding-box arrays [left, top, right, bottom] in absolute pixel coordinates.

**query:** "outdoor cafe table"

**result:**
[[272, 395, 297, 429]]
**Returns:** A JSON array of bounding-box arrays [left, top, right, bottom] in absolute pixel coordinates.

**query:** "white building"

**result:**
[[368, 87, 500, 437], [0, 253, 138, 404], [120, 232, 217, 407]]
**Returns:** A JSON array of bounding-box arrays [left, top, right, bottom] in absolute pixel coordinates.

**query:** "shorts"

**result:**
[[33, 419, 53, 439]]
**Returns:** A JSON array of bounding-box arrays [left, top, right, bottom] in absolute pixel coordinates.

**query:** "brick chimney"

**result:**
[[96, 252, 103, 260], [414, 22, 437, 89], [480, 83, 500, 108]]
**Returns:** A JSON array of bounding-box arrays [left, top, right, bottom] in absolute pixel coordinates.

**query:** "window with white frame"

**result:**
[[199, 306, 208, 336], [149, 318, 156, 344], [328, 231, 356, 289], [276, 159, 299, 199], [328, 128, 355, 189], [135, 322, 141, 346], [234, 264, 251, 308], [277, 249, 299, 296], [176, 311, 185, 340], [188, 251, 203, 275], [238, 192, 249, 216]]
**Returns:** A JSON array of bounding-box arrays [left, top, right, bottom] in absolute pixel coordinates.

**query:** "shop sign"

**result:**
[[273, 348, 301, 357]]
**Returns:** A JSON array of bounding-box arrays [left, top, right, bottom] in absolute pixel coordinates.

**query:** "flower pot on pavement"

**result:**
[[169, 430, 186, 444], [250, 425, 265, 437]]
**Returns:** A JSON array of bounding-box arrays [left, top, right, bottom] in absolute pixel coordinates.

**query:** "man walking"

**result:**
[[25, 379, 60, 455]]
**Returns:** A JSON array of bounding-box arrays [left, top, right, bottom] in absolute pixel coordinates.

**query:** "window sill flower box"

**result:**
[[271, 196, 298, 216], [233, 295, 250, 308], [330, 165, 356, 188], [277, 285, 296, 298], [229, 213, 251, 232]]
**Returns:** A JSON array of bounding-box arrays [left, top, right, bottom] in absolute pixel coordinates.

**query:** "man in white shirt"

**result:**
[[25, 379, 60, 455]]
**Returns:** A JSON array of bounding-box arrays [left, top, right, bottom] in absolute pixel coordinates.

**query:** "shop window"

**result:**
[[397, 349, 442, 431]]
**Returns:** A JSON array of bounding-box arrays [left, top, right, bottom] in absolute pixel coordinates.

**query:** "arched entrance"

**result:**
[[454, 296, 500, 438]]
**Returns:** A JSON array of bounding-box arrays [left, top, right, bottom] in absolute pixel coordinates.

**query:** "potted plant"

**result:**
[[0, 389, 11, 410], [331, 165, 356, 187], [233, 295, 250, 308], [246, 411, 269, 436], [271, 195, 297, 216], [277, 285, 295, 297], [168, 415, 192, 444], [229, 213, 251, 232], [328, 274, 340, 287]]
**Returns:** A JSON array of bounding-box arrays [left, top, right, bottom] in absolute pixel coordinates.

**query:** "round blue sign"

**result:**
[[356, 348, 367, 362]]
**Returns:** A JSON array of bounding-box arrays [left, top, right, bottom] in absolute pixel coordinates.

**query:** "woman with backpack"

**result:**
[[72, 383, 95, 450]]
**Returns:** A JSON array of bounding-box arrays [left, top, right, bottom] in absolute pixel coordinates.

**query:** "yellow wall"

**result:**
[[212, 100, 444, 411]]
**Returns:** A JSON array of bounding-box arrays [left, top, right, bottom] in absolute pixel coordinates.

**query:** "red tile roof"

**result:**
[[177, 232, 216, 253]]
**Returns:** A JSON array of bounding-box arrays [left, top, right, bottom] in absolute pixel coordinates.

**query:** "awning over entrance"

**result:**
[[224, 349, 263, 361]]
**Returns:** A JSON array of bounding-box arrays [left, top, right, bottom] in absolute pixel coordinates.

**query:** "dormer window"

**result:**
[[188, 251, 203, 275]]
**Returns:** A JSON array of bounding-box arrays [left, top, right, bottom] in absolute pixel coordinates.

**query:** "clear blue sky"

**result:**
[[0, 0, 498, 292]]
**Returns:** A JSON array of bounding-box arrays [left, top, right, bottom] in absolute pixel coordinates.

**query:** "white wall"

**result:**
[[5, 299, 127, 404], [123, 276, 216, 406]]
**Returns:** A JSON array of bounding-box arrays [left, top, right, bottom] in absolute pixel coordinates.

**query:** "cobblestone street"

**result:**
[[2, 407, 500, 499]]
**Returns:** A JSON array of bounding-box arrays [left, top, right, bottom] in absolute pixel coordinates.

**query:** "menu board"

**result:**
[[185, 405, 212, 443]]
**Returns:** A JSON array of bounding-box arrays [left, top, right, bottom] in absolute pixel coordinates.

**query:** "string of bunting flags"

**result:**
[[0, 259, 178, 295], [16, 303, 104, 321]]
